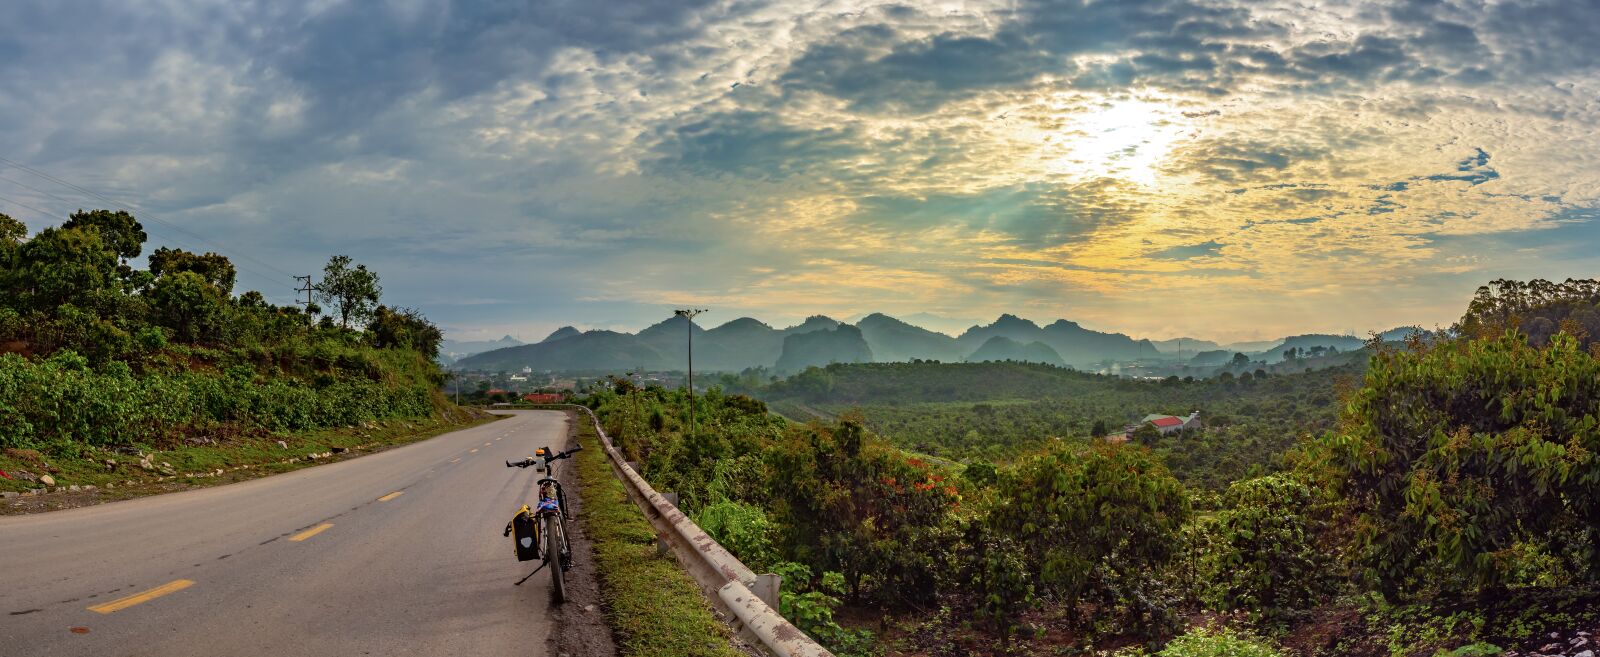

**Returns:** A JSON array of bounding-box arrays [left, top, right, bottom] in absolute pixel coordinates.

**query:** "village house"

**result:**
[[1141, 411, 1202, 435]]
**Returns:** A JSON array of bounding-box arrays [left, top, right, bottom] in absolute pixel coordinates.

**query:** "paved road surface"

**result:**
[[0, 410, 571, 656]]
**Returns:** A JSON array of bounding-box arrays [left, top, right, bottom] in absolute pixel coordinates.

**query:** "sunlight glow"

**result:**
[[1046, 97, 1191, 185]]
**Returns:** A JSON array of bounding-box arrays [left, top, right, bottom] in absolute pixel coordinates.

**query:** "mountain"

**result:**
[[955, 315, 1155, 366], [782, 315, 842, 335], [956, 314, 1046, 353], [1149, 337, 1221, 356], [1039, 319, 1155, 365], [540, 327, 580, 343], [635, 315, 735, 372], [857, 313, 963, 362], [965, 336, 1065, 366], [775, 324, 873, 373], [440, 335, 523, 363], [455, 330, 666, 372], [1222, 340, 1280, 353], [1189, 349, 1234, 366], [703, 318, 784, 370], [1260, 334, 1366, 362]]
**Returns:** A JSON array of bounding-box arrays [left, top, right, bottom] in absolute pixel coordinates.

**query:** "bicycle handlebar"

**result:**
[[505, 444, 583, 468]]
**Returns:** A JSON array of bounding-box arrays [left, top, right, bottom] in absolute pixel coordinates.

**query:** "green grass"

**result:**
[[571, 412, 746, 657], [1, 409, 500, 511]]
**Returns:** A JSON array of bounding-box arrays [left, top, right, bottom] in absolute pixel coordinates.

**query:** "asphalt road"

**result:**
[[0, 410, 573, 656]]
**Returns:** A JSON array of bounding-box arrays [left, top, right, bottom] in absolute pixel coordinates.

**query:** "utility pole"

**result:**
[[294, 275, 316, 324], [674, 309, 707, 441]]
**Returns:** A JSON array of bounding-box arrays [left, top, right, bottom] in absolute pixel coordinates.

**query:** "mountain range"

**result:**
[[455, 312, 1370, 373]]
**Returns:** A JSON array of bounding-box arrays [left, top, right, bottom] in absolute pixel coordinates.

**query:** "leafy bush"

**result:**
[[1195, 474, 1337, 617], [1156, 627, 1283, 657]]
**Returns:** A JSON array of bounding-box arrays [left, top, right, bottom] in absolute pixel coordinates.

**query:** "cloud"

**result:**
[[3, 0, 1600, 342]]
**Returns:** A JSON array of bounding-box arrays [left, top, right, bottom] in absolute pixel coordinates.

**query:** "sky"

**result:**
[[2, 0, 1599, 344]]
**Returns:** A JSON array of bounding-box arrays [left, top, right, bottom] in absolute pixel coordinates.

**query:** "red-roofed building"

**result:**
[[1140, 411, 1202, 435], [522, 393, 563, 404]]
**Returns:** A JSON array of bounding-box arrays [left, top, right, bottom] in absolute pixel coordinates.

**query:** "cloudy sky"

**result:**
[[3, 0, 1599, 343]]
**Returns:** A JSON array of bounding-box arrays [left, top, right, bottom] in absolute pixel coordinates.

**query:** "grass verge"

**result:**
[[571, 412, 746, 657], [1, 407, 500, 514]]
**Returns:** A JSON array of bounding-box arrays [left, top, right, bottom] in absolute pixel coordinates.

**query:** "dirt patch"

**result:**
[[548, 410, 621, 657]]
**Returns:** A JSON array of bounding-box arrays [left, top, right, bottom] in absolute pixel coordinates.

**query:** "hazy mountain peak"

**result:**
[[540, 327, 580, 343], [710, 317, 773, 332]]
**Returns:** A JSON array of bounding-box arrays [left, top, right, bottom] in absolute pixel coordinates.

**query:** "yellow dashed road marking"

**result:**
[[88, 580, 194, 614], [470, 449, 478, 453], [378, 491, 403, 502], [451, 458, 461, 463], [289, 523, 334, 542]]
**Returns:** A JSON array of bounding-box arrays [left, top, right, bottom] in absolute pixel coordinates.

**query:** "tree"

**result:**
[[316, 255, 381, 328], [1230, 352, 1250, 368], [148, 247, 236, 294], [1320, 330, 1600, 598], [1196, 474, 1335, 616], [365, 305, 443, 359], [0, 212, 24, 245], [63, 209, 146, 260], [990, 442, 1189, 632], [149, 270, 226, 342], [10, 226, 121, 309]]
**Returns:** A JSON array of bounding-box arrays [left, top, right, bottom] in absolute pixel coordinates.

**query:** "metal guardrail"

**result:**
[[561, 404, 835, 657]]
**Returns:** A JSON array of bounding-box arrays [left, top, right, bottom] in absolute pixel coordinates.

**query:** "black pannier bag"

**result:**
[[512, 513, 540, 561]]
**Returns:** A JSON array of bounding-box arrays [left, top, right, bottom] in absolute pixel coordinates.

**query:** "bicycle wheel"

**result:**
[[544, 514, 566, 603]]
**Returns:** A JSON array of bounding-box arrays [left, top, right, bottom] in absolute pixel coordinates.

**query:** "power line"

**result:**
[[0, 155, 300, 279], [0, 184, 298, 306], [0, 192, 61, 222]]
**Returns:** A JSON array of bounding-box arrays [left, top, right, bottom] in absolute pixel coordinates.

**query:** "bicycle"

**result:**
[[503, 444, 582, 602]]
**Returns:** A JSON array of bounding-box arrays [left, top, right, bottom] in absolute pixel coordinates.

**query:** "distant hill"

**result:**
[[957, 315, 1153, 366], [1149, 337, 1221, 356], [966, 336, 1065, 366], [1259, 334, 1366, 362], [858, 313, 963, 362], [1189, 349, 1235, 366], [704, 317, 785, 370], [454, 330, 665, 372], [440, 335, 523, 363], [775, 324, 873, 373], [540, 327, 580, 343], [450, 312, 1425, 374]]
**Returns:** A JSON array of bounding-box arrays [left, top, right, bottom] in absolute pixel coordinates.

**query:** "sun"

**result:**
[[1046, 96, 1190, 185]]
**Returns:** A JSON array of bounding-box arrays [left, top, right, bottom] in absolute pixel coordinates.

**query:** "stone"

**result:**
[[15, 470, 37, 482], [1576, 650, 1594, 657], [104, 459, 118, 470], [1, 491, 17, 499], [30, 488, 44, 495], [39, 474, 55, 486], [214, 469, 224, 476], [276, 440, 288, 450], [139, 459, 154, 470], [68, 485, 80, 492], [330, 446, 347, 454]]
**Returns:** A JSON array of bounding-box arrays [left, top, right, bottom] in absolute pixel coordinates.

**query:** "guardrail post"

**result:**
[[626, 461, 639, 471], [753, 573, 781, 611]]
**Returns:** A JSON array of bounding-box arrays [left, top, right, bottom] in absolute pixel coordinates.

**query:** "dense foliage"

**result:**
[[747, 360, 1351, 489], [0, 210, 448, 451], [1317, 329, 1600, 599], [596, 276, 1600, 655]]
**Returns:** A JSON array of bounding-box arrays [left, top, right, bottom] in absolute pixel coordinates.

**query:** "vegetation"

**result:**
[[583, 276, 1600, 656], [0, 210, 458, 495], [568, 412, 744, 657], [740, 360, 1351, 489]]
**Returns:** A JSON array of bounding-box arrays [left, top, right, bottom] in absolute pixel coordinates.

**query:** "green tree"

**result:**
[[10, 226, 121, 309], [0, 212, 24, 244], [990, 442, 1189, 632], [149, 270, 226, 342], [317, 255, 382, 329], [1196, 474, 1335, 616], [63, 209, 146, 260], [1320, 330, 1600, 598], [148, 247, 236, 294], [366, 305, 444, 359]]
